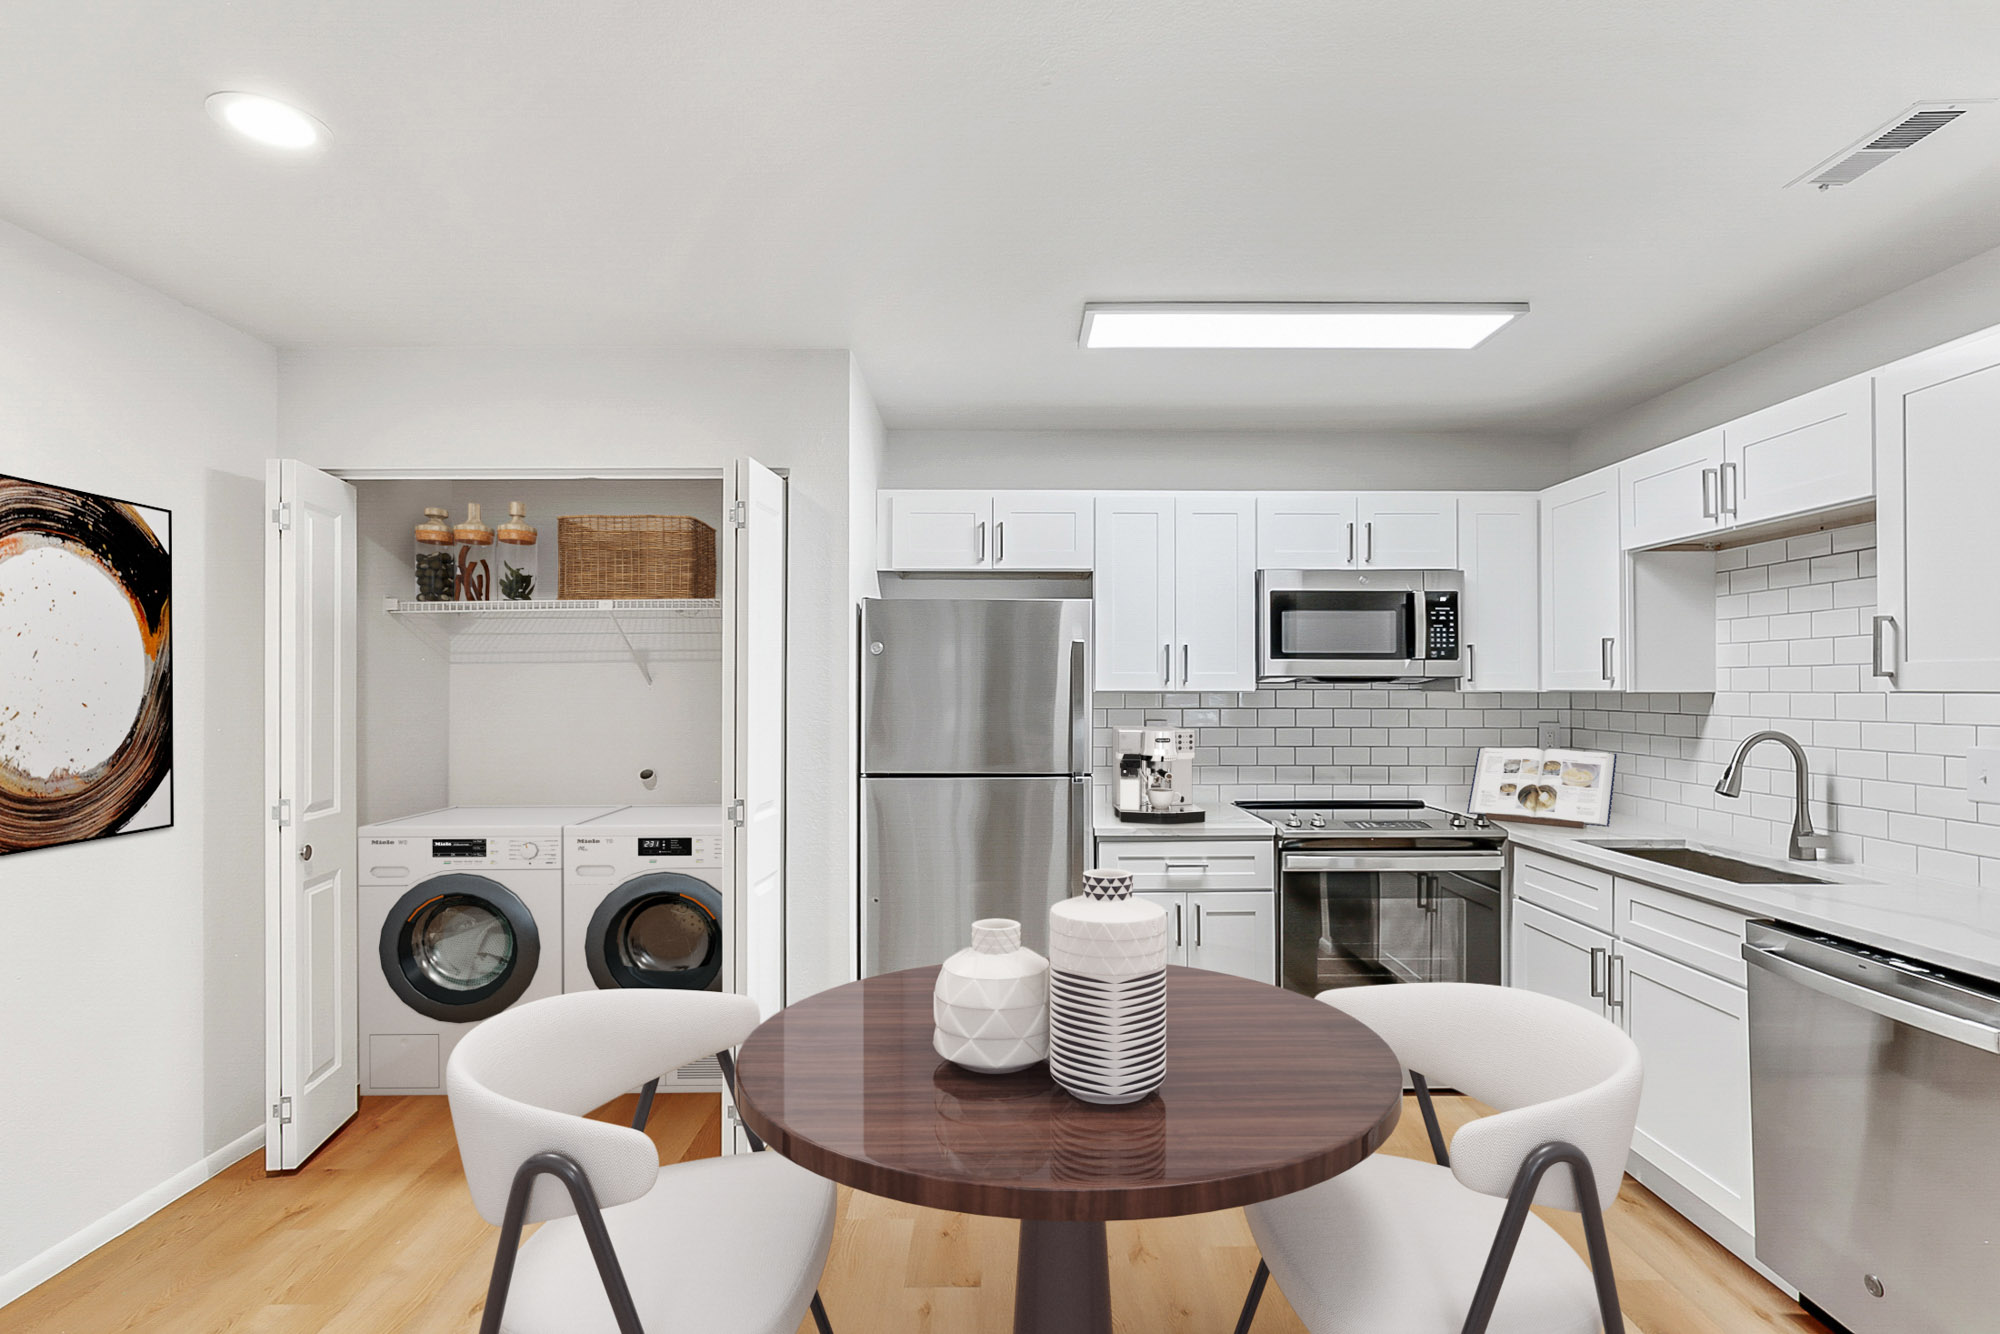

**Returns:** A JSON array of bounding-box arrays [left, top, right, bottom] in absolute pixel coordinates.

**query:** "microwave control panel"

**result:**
[[1424, 592, 1460, 660]]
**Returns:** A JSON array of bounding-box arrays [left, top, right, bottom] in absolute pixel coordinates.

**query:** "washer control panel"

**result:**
[[569, 832, 726, 873], [359, 834, 560, 875]]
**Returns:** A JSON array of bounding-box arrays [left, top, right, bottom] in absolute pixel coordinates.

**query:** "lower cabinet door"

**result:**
[[1138, 892, 1189, 967], [1188, 891, 1276, 984], [1510, 898, 1611, 1017], [1616, 940, 1754, 1232]]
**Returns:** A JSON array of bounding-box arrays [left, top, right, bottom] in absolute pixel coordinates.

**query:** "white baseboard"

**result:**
[[0, 1125, 266, 1309]]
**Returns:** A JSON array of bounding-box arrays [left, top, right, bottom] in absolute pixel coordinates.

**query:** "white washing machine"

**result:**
[[564, 806, 744, 1142], [359, 805, 620, 1096]]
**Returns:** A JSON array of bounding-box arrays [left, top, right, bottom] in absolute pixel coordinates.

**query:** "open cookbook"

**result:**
[[1468, 747, 1616, 825]]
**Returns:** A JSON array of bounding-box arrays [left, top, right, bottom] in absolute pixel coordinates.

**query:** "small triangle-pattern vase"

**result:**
[[933, 919, 1050, 1074], [1048, 869, 1169, 1105]]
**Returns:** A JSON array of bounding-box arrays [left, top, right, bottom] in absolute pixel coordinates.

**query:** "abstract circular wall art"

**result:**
[[0, 474, 172, 855]]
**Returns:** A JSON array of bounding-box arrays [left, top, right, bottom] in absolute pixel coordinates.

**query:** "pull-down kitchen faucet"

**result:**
[[1715, 730, 1831, 861]]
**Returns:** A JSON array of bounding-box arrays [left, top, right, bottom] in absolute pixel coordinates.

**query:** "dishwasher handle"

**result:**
[[1744, 938, 2000, 1054]]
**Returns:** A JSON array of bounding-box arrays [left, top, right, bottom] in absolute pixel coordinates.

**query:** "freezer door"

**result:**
[[863, 776, 1086, 976], [861, 598, 1090, 775]]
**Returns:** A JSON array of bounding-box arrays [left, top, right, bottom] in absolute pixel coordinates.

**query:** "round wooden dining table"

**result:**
[[733, 965, 1405, 1334]]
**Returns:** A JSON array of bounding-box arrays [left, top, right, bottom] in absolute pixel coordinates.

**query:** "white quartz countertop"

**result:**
[[1504, 816, 2000, 986], [1092, 794, 1276, 840]]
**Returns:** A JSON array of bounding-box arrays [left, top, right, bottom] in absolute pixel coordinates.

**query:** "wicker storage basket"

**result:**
[[557, 515, 717, 599]]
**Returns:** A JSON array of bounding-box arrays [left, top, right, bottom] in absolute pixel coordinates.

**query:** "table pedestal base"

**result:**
[[1014, 1218, 1110, 1334]]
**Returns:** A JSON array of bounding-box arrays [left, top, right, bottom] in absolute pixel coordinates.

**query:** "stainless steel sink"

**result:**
[[1582, 840, 1832, 886]]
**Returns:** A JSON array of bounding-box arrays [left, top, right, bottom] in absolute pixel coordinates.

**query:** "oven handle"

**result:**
[[1283, 853, 1504, 873]]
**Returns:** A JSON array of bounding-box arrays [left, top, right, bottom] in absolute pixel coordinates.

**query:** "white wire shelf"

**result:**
[[382, 598, 722, 680]]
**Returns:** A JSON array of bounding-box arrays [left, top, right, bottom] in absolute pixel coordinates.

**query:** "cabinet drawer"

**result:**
[[1512, 849, 1614, 932], [1094, 839, 1274, 891], [1613, 878, 1751, 985]]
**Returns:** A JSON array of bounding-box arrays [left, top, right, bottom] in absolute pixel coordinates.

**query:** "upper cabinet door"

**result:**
[[992, 491, 1095, 570], [1357, 493, 1458, 568], [1457, 493, 1540, 691], [1723, 377, 1873, 527], [1093, 494, 1178, 691], [1541, 467, 1624, 690], [1619, 429, 1724, 550], [881, 491, 991, 570], [1876, 332, 2000, 691], [1256, 492, 1359, 568], [1175, 493, 1258, 692]]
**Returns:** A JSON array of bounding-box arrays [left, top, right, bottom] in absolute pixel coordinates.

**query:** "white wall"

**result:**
[[277, 347, 862, 1000], [1573, 236, 2000, 471], [0, 220, 275, 1301], [885, 427, 1575, 491]]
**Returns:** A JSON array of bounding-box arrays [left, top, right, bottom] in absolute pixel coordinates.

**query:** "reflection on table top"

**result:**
[[734, 965, 1404, 1221]]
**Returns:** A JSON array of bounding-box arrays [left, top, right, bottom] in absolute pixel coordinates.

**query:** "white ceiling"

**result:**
[[6, 1, 2000, 433]]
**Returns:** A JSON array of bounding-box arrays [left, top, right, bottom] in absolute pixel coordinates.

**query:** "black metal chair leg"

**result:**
[[810, 1290, 835, 1333], [1231, 1258, 1269, 1334], [631, 1077, 660, 1132], [479, 1151, 647, 1334], [1411, 1072, 1451, 1167], [1459, 1141, 1623, 1334]]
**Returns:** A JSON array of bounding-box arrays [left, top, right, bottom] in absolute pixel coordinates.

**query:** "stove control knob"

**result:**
[[1472, 815, 1493, 829], [1284, 814, 1303, 828], [1449, 814, 1467, 829], [1309, 815, 1327, 828]]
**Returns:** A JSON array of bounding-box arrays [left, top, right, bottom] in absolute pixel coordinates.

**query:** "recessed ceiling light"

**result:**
[[205, 91, 327, 151], [1078, 303, 1527, 350]]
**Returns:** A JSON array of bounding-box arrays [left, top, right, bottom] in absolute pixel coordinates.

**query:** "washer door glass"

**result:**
[[381, 874, 542, 1022], [588, 872, 724, 991]]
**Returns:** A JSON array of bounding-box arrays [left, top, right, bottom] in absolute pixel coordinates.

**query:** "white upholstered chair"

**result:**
[[446, 989, 838, 1334], [1234, 983, 1642, 1334]]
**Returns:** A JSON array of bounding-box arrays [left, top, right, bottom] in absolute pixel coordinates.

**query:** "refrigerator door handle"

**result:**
[[1069, 772, 1090, 904], [1068, 639, 1088, 777]]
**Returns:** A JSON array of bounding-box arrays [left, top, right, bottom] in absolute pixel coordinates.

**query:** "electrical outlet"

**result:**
[[1539, 723, 1566, 749], [1970, 747, 2000, 803]]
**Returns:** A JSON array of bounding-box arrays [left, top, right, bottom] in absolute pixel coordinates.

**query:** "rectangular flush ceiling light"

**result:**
[[1079, 302, 1528, 349]]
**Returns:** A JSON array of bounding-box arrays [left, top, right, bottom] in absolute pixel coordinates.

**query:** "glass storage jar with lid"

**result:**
[[413, 507, 456, 601], [454, 503, 494, 602], [495, 502, 539, 601]]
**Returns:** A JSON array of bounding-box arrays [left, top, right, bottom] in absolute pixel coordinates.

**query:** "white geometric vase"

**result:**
[[1047, 869, 1170, 1105], [932, 918, 1050, 1074]]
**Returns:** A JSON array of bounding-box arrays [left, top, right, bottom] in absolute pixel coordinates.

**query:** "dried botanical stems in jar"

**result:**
[[413, 507, 456, 601], [454, 503, 494, 601], [495, 502, 538, 601]]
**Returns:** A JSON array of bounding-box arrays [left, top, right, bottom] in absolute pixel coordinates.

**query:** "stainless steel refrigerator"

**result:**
[[861, 598, 1091, 976]]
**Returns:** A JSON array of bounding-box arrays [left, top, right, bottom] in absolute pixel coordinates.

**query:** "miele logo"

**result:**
[[573, 837, 607, 846], [366, 838, 405, 847]]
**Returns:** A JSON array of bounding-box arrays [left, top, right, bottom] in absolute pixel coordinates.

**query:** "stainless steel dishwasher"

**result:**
[[1745, 921, 2000, 1334]]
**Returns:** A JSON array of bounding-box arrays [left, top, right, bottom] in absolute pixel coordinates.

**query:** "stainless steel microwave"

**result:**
[[1257, 569, 1464, 683]]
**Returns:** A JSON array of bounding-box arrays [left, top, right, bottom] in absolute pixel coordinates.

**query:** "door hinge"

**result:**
[[729, 500, 747, 529], [270, 503, 292, 530], [271, 798, 292, 827], [271, 1097, 293, 1125], [726, 801, 746, 826]]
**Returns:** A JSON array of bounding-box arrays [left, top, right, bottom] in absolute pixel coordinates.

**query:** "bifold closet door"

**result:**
[[265, 460, 359, 1171], [726, 457, 787, 1020]]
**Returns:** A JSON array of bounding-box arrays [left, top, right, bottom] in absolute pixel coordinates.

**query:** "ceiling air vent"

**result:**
[[1788, 102, 1987, 189]]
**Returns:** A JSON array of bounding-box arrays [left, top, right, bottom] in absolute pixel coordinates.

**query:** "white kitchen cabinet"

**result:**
[[1138, 891, 1190, 966], [1510, 898, 1611, 1017], [1175, 494, 1258, 691], [1539, 467, 1623, 690], [991, 492, 1095, 570], [1189, 891, 1276, 983], [1358, 493, 1458, 568], [1256, 492, 1359, 568], [1093, 494, 1178, 689], [1619, 429, 1724, 550], [1615, 939, 1754, 1233], [881, 490, 990, 570], [1875, 330, 2000, 691], [880, 490, 1094, 571], [1094, 494, 1255, 691], [1456, 493, 1539, 691], [1723, 376, 1873, 527]]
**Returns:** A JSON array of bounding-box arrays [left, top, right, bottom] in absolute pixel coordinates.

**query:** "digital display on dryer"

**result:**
[[638, 837, 693, 858], [432, 838, 488, 858]]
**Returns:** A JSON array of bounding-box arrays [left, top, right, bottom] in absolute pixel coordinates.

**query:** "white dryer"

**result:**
[[359, 805, 619, 1096], [563, 806, 732, 997]]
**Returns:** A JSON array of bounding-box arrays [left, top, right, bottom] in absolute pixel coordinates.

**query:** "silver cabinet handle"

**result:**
[[1364, 521, 1374, 564], [1590, 946, 1606, 998], [1194, 903, 1203, 947], [1181, 643, 1189, 685], [996, 520, 1005, 564], [1173, 902, 1183, 947], [1700, 467, 1718, 519], [1164, 861, 1206, 873], [976, 520, 986, 563], [1720, 462, 1739, 516], [1872, 614, 1897, 679], [1600, 636, 1616, 685], [1608, 953, 1626, 1010], [1347, 521, 1356, 564], [1162, 643, 1171, 686]]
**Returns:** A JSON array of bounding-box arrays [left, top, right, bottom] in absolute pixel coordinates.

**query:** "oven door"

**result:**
[[1259, 570, 1453, 680], [1279, 852, 1503, 995]]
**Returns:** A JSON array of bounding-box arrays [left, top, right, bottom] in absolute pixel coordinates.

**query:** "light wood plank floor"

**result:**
[[5, 1092, 1830, 1333]]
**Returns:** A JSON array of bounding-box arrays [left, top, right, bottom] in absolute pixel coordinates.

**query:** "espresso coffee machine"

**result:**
[[1113, 727, 1204, 824]]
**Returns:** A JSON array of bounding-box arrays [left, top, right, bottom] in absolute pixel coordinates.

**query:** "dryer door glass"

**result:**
[[587, 872, 725, 992], [623, 899, 711, 975], [413, 898, 515, 991]]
